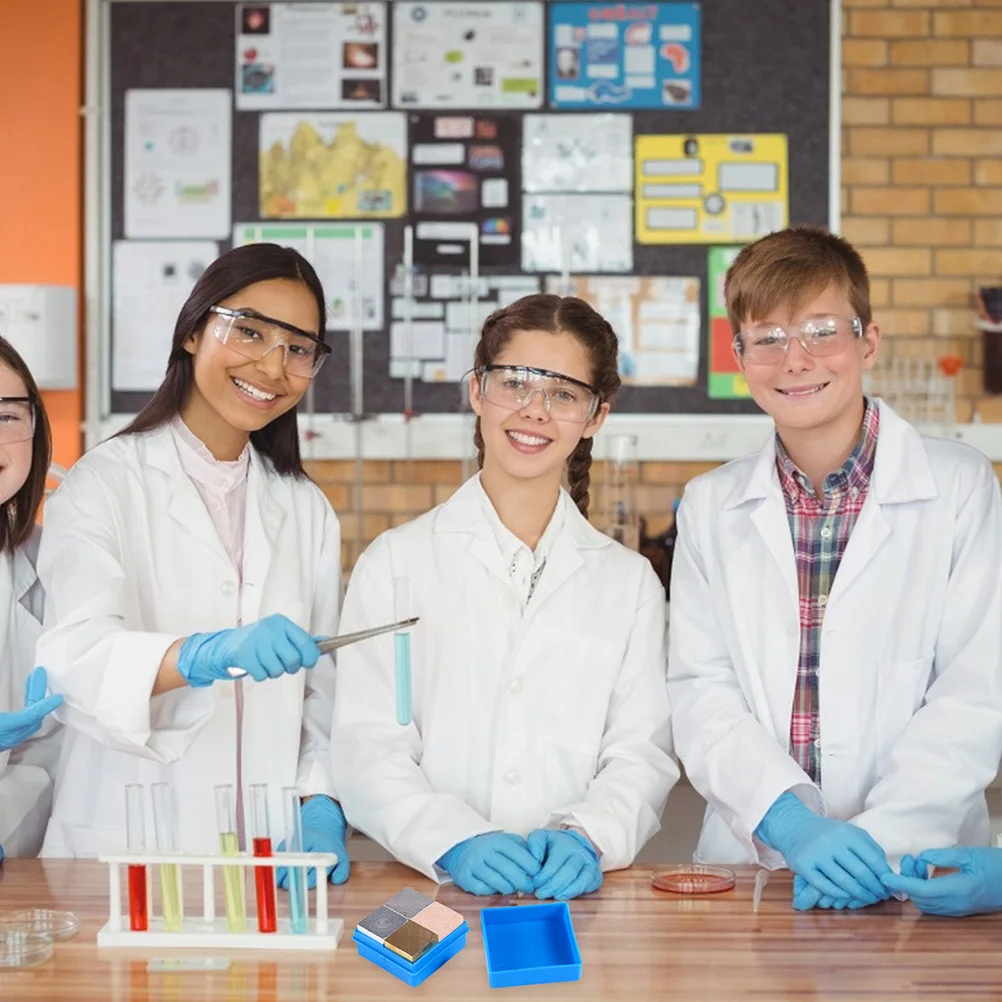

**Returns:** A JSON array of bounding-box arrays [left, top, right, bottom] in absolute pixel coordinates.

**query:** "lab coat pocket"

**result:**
[[543, 742, 597, 810], [876, 655, 934, 765]]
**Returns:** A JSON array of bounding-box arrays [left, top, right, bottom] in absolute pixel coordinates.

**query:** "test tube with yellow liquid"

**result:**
[[151, 782, 183, 932], [215, 785, 246, 932]]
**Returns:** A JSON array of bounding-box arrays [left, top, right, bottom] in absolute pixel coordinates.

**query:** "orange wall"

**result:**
[[0, 0, 83, 468]]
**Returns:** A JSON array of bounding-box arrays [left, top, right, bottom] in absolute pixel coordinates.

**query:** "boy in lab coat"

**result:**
[[667, 225, 1002, 910]]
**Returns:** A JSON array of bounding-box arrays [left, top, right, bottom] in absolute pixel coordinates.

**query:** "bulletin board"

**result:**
[[100, 0, 835, 419]]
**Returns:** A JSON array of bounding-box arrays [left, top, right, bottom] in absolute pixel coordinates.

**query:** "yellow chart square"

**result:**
[[635, 134, 788, 245]]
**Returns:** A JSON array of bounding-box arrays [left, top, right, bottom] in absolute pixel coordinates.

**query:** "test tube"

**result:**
[[249, 784, 277, 934], [393, 577, 413, 726], [282, 788, 308, 934], [215, 785, 246, 932], [125, 784, 148, 932], [151, 782, 183, 932]]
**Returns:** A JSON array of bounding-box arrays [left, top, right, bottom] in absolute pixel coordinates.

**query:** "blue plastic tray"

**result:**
[[352, 921, 469, 988], [480, 903, 582, 989]]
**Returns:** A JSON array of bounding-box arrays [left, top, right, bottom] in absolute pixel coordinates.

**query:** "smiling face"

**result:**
[[469, 328, 609, 489], [0, 362, 33, 506], [734, 283, 880, 437], [183, 278, 319, 435]]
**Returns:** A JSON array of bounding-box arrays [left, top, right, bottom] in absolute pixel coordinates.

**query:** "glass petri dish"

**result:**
[[0, 930, 54, 968], [0, 908, 81, 941], [651, 865, 736, 895]]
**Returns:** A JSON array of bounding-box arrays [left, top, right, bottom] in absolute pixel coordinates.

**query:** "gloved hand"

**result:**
[[437, 833, 541, 896], [0, 667, 63, 752], [177, 614, 321, 688], [755, 792, 891, 905], [792, 874, 874, 911], [276, 795, 350, 889], [880, 848, 1002, 917], [526, 828, 603, 901]]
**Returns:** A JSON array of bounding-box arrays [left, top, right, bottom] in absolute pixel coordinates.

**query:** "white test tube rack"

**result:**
[[96, 851, 343, 951]]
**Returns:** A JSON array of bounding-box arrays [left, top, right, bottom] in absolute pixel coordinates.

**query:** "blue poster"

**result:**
[[549, 3, 701, 110]]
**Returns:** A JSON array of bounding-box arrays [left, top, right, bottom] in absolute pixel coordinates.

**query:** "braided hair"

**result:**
[[471, 293, 621, 518]]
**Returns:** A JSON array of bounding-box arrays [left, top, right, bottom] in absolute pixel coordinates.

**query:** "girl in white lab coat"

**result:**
[[0, 336, 63, 859], [38, 244, 349, 885], [332, 294, 677, 900]]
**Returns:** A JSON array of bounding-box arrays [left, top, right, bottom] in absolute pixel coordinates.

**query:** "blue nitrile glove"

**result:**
[[437, 833, 541, 896], [276, 795, 349, 889], [526, 829, 603, 901], [0, 667, 63, 752], [792, 874, 874, 911], [880, 848, 1002, 917], [177, 614, 321, 688], [755, 792, 891, 905]]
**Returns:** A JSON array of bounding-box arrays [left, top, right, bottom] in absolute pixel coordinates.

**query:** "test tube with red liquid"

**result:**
[[249, 784, 276, 933], [125, 783, 148, 931]]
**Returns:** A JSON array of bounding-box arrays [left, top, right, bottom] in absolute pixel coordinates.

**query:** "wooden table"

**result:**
[[2, 861, 1002, 1000]]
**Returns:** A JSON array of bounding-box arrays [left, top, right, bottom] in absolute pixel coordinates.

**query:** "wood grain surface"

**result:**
[[1, 861, 1000, 1001]]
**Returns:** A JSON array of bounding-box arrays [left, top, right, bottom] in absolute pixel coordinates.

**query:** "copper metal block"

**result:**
[[412, 901, 464, 940]]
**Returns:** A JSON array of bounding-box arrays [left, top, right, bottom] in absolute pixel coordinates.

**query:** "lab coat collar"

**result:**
[[11, 526, 39, 604], [723, 398, 938, 511]]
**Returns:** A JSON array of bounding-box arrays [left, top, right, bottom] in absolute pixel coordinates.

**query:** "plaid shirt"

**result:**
[[777, 399, 880, 785]]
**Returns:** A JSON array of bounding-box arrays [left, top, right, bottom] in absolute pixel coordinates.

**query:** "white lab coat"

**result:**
[[331, 476, 678, 881], [667, 400, 1002, 867], [36, 425, 341, 856], [0, 527, 62, 856]]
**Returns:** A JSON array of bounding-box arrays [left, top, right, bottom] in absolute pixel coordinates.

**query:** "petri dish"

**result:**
[[651, 865, 736, 895], [0, 930, 54, 968], [0, 908, 81, 941]]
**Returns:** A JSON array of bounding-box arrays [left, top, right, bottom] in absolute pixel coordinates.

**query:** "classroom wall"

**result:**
[[311, 0, 1002, 569], [0, 0, 84, 470]]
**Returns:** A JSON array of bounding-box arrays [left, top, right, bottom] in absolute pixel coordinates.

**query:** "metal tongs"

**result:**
[[227, 617, 419, 676]]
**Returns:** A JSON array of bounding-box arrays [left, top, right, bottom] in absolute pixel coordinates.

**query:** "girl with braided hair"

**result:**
[[332, 293, 677, 901]]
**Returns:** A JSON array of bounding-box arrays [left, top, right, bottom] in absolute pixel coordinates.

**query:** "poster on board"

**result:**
[[112, 240, 217, 390], [410, 113, 521, 267], [522, 193, 632, 273], [259, 112, 407, 217], [233, 222, 384, 330], [522, 114, 632, 193], [549, 2, 701, 110], [635, 133, 788, 244], [548, 275, 700, 385], [707, 245, 751, 399], [235, 3, 386, 110], [392, 2, 544, 109], [125, 89, 231, 239]]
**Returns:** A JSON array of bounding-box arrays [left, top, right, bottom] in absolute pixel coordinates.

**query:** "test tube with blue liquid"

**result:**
[[393, 577, 413, 726], [282, 788, 308, 934]]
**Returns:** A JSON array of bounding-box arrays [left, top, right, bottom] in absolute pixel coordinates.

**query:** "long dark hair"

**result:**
[[120, 243, 327, 477], [473, 294, 621, 517], [0, 336, 52, 555]]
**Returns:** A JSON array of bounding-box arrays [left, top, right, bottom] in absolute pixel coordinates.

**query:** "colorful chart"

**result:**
[[707, 246, 750, 400], [549, 2, 701, 110]]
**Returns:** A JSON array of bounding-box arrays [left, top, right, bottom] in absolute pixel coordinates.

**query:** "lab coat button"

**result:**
[[221, 581, 236, 597], [504, 769, 520, 785], [508, 678, 523, 695]]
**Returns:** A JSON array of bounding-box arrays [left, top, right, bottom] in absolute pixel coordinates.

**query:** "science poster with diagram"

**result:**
[[392, 2, 544, 109], [635, 133, 788, 244], [707, 245, 751, 399], [409, 113, 521, 267], [259, 112, 407, 217], [235, 2, 387, 110], [549, 2, 701, 110]]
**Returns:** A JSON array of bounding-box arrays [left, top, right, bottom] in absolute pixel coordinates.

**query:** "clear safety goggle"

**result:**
[[477, 364, 600, 424], [734, 315, 864, 366], [208, 306, 331, 379], [0, 397, 35, 445]]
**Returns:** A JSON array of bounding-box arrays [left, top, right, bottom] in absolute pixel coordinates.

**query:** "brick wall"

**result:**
[[312, 1, 1002, 570]]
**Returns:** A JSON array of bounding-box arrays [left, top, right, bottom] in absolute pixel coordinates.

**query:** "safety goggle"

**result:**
[[477, 364, 600, 424], [0, 396, 35, 445], [208, 306, 331, 378], [734, 315, 864, 366]]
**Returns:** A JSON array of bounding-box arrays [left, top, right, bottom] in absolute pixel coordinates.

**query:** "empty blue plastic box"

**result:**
[[352, 921, 469, 988], [480, 902, 582, 989]]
